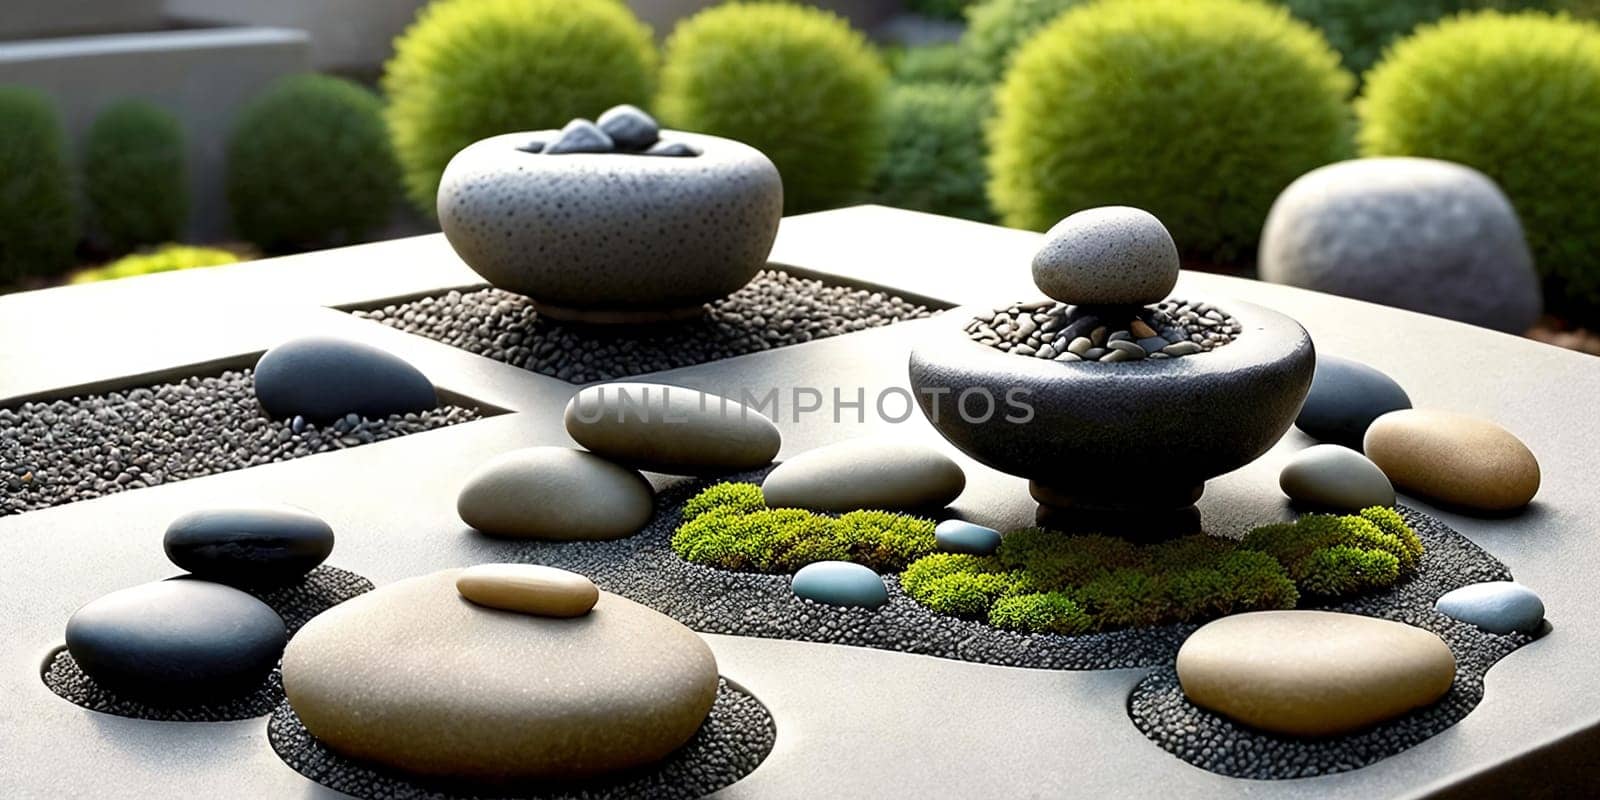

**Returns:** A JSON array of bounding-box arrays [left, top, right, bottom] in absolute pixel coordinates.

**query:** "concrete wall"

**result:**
[[0, 28, 310, 241], [0, 0, 166, 41], [163, 0, 426, 73]]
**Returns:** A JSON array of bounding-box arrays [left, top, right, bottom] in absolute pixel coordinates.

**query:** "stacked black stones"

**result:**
[[967, 206, 1239, 362], [46, 506, 372, 721], [354, 271, 936, 384], [0, 369, 477, 516], [519, 104, 699, 158]]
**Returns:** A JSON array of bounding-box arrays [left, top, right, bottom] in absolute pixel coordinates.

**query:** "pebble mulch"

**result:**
[[42, 566, 374, 721], [268, 679, 775, 800], [0, 370, 481, 516], [351, 270, 938, 384], [1128, 511, 1532, 779], [967, 298, 1241, 362]]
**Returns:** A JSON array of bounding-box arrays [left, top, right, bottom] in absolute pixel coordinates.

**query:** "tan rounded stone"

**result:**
[[1363, 409, 1539, 511], [457, 447, 654, 539], [456, 563, 599, 618], [563, 382, 781, 475], [762, 436, 966, 512], [1177, 610, 1456, 737], [283, 570, 718, 782]]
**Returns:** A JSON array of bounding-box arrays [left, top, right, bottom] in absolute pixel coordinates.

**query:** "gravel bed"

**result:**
[[968, 298, 1240, 362], [351, 270, 938, 384], [268, 679, 775, 800], [1, 370, 482, 516], [42, 566, 374, 721], [1128, 510, 1533, 779]]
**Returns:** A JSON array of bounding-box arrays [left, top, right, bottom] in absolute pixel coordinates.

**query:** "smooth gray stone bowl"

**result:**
[[908, 298, 1315, 517], [438, 130, 783, 323]]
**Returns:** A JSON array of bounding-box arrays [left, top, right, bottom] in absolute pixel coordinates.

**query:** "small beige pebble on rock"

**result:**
[[1177, 610, 1456, 737], [456, 563, 599, 617], [1363, 409, 1539, 512]]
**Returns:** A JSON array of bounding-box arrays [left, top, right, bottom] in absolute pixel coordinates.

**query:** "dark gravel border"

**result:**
[[42, 566, 374, 721], [350, 270, 939, 384], [268, 678, 775, 800], [2, 369, 482, 516], [1127, 510, 1534, 779]]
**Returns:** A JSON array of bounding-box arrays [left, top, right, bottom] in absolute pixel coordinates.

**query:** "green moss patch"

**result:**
[[672, 482, 935, 573], [904, 507, 1421, 635]]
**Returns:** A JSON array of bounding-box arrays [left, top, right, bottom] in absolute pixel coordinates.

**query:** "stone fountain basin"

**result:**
[[907, 297, 1315, 508], [437, 130, 783, 323]]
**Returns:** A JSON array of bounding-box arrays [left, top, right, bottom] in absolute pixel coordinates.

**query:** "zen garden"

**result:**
[[3, 0, 1599, 797]]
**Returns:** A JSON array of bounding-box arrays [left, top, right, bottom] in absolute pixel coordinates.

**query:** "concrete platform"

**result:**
[[1, 206, 1595, 798]]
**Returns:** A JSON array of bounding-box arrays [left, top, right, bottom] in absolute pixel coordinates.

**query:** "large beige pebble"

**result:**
[[457, 447, 654, 539], [283, 570, 718, 782], [456, 563, 599, 618], [564, 382, 780, 475], [1177, 610, 1456, 737], [762, 436, 965, 512], [1363, 409, 1539, 512]]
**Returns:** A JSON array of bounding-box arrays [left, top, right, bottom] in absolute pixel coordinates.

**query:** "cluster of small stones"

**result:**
[[354, 271, 937, 384], [42, 566, 373, 721], [967, 298, 1240, 362], [1129, 513, 1529, 779], [268, 679, 775, 800], [0, 370, 480, 515]]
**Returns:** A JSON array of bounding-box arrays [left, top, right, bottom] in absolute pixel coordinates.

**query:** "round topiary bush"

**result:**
[[656, 2, 889, 214], [891, 43, 986, 86], [0, 87, 77, 283], [988, 0, 1354, 264], [1277, 0, 1470, 76], [384, 0, 657, 214], [870, 83, 994, 222], [83, 101, 187, 254], [1360, 11, 1600, 322], [70, 244, 242, 284], [962, 0, 1085, 83], [226, 74, 402, 252]]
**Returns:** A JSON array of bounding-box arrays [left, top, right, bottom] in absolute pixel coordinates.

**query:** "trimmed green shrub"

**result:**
[[672, 482, 936, 572], [83, 101, 187, 254], [903, 527, 1300, 633], [1278, 0, 1469, 76], [0, 87, 77, 282], [890, 44, 986, 86], [69, 244, 241, 284], [988, 0, 1354, 264], [962, 0, 1084, 83], [657, 2, 889, 213], [1359, 11, 1600, 322], [870, 83, 994, 222], [384, 0, 657, 213], [226, 74, 402, 251]]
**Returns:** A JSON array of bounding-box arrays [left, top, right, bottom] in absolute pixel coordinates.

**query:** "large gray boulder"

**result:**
[[1259, 158, 1541, 333]]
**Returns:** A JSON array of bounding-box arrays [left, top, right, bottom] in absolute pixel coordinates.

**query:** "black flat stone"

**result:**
[[597, 104, 660, 151], [253, 336, 437, 423], [164, 505, 334, 585], [1295, 353, 1412, 448], [64, 579, 287, 702]]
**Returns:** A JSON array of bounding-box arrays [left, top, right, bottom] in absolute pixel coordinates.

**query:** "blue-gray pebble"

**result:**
[[544, 118, 614, 154], [1295, 354, 1411, 448], [253, 336, 437, 423], [935, 520, 1001, 556], [791, 561, 888, 609], [1435, 581, 1544, 635], [597, 104, 660, 151], [65, 579, 287, 701], [164, 505, 334, 585], [644, 141, 700, 157]]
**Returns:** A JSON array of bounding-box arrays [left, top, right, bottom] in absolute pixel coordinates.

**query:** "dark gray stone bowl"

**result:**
[[907, 297, 1315, 516], [438, 130, 783, 324]]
